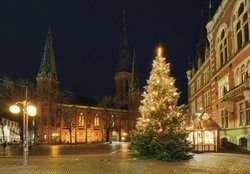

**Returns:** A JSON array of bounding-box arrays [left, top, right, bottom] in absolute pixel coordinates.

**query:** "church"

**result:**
[[35, 16, 141, 143]]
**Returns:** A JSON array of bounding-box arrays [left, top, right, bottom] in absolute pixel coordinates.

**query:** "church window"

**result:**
[[94, 114, 100, 127], [79, 113, 84, 127]]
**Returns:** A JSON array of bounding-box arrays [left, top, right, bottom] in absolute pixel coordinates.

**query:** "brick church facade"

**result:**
[[36, 17, 141, 143], [187, 0, 250, 151]]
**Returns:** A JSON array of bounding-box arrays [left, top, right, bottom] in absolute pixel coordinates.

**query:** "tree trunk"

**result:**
[[69, 129, 72, 144]]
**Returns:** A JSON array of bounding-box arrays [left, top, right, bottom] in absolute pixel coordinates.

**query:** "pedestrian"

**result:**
[[2, 142, 7, 151]]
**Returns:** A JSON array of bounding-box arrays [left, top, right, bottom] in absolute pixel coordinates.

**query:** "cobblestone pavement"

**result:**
[[0, 144, 250, 174]]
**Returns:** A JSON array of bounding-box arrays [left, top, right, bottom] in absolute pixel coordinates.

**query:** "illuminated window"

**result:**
[[187, 132, 193, 144], [197, 97, 203, 112], [94, 114, 100, 127], [235, 68, 241, 86], [218, 75, 229, 99], [194, 131, 202, 144], [204, 131, 214, 144], [79, 113, 85, 127]]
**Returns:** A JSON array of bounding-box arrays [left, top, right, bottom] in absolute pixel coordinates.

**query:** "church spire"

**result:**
[[196, 9, 209, 67], [129, 51, 140, 92], [208, 0, 213, 21], [37, 24, 58, 80], [117, 10, 130, 73], [199, 9, 206, 41]]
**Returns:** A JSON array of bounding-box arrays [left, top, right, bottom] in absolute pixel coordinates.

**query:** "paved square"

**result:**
[[0, 143, 250, 174]]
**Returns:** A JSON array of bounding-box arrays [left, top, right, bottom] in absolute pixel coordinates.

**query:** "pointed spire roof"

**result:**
[[117, 10, 130, 73], [129, 51, 140, 92], [196, 9, 209, 63], [199, 9, 206, 41], [208, 0, 213, 21], [187, 57, 192, 70], [37, 24, 58, 80]]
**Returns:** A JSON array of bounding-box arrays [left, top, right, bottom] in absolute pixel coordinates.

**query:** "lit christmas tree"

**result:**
[[131, 47, 192, 161]]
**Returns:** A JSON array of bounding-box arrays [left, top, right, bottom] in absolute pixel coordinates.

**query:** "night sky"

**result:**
[[0, 0, 220, 105]]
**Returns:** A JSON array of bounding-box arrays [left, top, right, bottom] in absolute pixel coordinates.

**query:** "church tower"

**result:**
[[114, 11, 131, 106], [128, 52, 141, 137], [36, 24, 58, 143]]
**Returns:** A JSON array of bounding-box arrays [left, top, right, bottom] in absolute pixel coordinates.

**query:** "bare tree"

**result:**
[[63, 108, 76, 144]]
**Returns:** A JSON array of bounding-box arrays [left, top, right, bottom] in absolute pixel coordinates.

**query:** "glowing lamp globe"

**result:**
[[27, 105, 37, 116], [9, 105, 21, 114]]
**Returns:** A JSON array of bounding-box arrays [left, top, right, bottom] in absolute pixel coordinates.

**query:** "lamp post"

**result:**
[[0, 78, 37, 167], [9, 99, 37, 166]]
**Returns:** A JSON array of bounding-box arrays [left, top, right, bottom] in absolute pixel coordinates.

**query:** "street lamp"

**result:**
[[9, 101, 37, 166], [0, 78, 37, 166]]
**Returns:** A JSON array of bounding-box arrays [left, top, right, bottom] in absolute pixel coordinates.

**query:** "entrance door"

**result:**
[[240, 137, 247, 149]]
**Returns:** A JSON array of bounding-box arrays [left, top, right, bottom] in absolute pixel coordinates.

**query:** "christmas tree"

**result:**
[[131, 47, 192, 161]]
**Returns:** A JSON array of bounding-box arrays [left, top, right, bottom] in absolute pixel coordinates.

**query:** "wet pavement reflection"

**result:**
[[0, 142, 129, 157]]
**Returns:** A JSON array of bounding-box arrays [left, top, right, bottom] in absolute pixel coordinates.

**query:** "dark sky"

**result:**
[[0, 0, 220, 105]]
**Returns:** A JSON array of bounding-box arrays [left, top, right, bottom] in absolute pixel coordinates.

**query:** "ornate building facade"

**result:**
[[187, 0, 250, 151], [36, 16, 141, 143]]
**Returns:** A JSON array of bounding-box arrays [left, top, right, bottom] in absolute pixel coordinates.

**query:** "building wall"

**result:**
[[38, 103, 129, 143], [114, 72, 131, 105], [188, 0, 250, 150], [0, 117, 20, 143]]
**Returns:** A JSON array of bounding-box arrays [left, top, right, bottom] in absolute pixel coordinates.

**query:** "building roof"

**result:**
[[37, 24, 58, 80], [116, 10, 130, 73]]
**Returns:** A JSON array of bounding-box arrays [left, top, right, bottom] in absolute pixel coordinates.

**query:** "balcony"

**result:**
[[223, 83, 246, 101], [223, 77, 250, 112], [224, 73, 250, 101]]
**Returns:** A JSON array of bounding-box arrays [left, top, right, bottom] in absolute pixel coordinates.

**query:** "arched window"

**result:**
[[216, 26, 228, 69], [79, 113, 84, 127], [94, 114, 100, 127], [234, 2, 249, 51]]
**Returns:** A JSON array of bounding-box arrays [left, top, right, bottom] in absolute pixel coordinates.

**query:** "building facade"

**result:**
[[0, 117, 20, 144], [187, 0, 250, 151], [35, 15, 141, 143]]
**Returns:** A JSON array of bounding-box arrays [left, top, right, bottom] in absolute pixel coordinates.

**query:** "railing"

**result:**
[[224, 83, 245, 100]]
